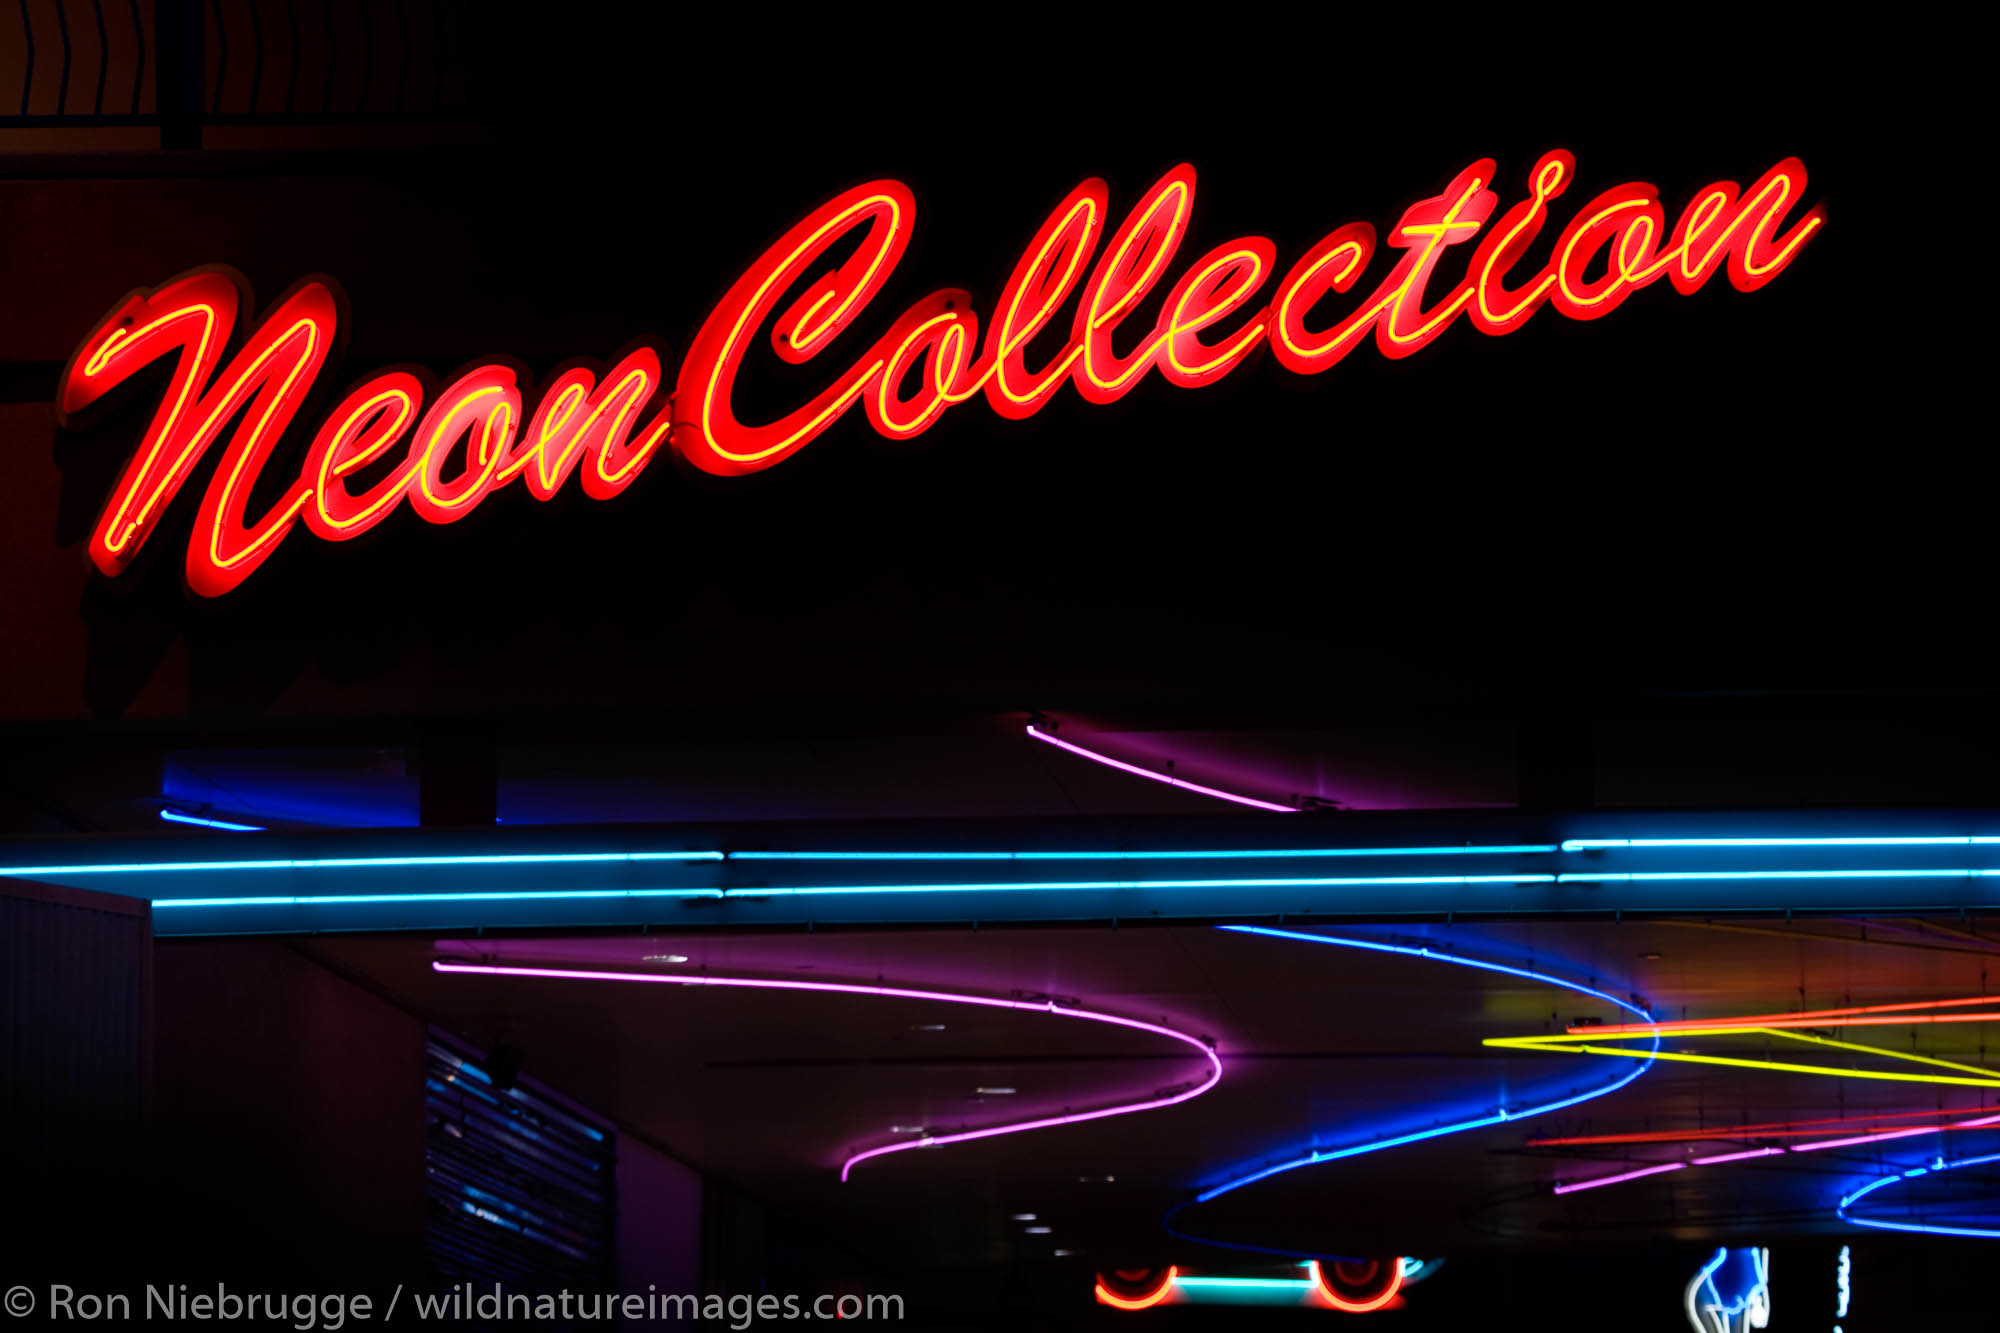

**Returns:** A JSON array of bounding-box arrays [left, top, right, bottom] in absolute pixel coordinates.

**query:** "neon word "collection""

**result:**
[[58, 154, 1823, 595]]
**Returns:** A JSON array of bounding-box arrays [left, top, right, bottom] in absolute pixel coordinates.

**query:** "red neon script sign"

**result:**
[[59, 153, 1823, 595]]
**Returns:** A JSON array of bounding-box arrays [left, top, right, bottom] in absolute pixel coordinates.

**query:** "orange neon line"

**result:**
[[1589, 1012, 2000, 1037], [1528, 1105, 2000, 1147], [1573, 995, 2000, 1037]]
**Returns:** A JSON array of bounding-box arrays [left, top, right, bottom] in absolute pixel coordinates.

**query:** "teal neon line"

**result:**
[[149, 872, 1557, 909], [731, 846, 1557, 861], [1557, 869, 2000, 883], [755, 875, 1554, 896]]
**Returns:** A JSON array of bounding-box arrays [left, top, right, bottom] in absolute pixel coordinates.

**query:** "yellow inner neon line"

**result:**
[[1761, 1027, 2000, 1081], [1485, 1027, 2000, 1089]]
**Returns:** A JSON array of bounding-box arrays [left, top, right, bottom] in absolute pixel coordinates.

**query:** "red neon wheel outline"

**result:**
[[1308, 1257, 1404, 1312], [1094, 1266, 1177, 1310]]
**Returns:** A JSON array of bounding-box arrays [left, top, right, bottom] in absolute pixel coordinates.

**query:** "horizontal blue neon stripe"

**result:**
[[757, 875, 1552, 896], [150, 874, 1558, 909], [160, 809, 264, 832]]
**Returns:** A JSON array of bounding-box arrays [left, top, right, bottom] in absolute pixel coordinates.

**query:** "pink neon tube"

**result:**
[[1552, 1111, 2000, 1195], [1552, 1161, 1685, 1195], [1025, 724, 1299, 812], [430, 960, 1222, 1181]]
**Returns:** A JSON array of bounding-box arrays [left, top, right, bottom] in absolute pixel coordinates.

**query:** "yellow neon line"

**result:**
[[1495, 1026, 2000, 1080], [1762, 1027, 2000, 1081], [1483, 1037, 2000, 1089]]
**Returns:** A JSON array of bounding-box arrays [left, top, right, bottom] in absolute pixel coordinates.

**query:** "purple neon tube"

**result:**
[[1025, 724, 1299, 812], [1552, 1111, 2000, 1195], [430, 960, 1222, 1181], [1551, 1161, 1685, 1195]]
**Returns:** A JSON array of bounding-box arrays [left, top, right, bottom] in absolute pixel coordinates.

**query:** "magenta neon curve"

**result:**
[[1025, 723, 1299, 812], [1552, 1108, 2000, 1196], [430, 960, 1222, 1180]]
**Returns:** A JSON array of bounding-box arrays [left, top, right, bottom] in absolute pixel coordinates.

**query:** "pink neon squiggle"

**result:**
[[1552, 1161, 1685, 1194], [1552, 1112, 2000, 1195], [429, 960, 1222, 1181], [1690, 1146, 1785, 1166], [1025, 725, 1300, 812], [1788, 1118, 2000, 1153]]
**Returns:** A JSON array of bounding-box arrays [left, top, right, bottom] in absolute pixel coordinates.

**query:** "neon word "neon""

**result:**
[[59, 154, 1823, 596]]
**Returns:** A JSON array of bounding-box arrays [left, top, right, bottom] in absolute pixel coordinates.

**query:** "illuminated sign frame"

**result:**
[[55, 154, 1823, 596]]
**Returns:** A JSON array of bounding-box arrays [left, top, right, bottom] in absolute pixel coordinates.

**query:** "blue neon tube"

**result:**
[[159, 809, 265, 832], [1165, 925, 1657, 1259], [1837, 1150, 2000, 1238]]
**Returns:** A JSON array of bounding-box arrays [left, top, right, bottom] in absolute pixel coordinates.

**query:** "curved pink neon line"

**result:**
[[429, 960, 1222, 1181], [1552, 1110, 2000, 1195], [1025, 724, 1300, 812]]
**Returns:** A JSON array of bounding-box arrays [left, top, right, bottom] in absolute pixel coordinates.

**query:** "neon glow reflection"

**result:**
[[429, 960, 1221, 1181]]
